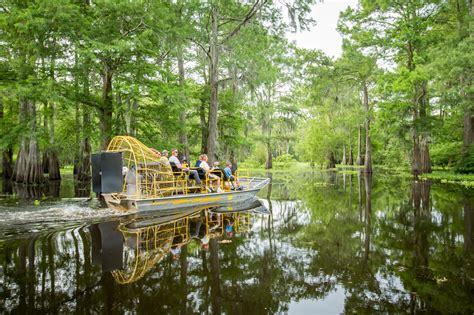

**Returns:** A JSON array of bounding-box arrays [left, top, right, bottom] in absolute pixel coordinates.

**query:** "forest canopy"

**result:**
[[0, 0, 473, 184]]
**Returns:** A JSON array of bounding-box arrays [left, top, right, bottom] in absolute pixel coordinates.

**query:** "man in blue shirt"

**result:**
[[224, 161, 241, 190]]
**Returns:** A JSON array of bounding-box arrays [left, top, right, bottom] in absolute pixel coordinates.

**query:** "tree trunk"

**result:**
[[356, 125, 363, 165], [73, 103, 80, 175], [13, 140, 29, 183], [206, 5, 219, 163], [48, 103, 60, 180], [125, 97, 138, 137], [342, 144, 347, 165], [363, 82, 372, 173], [48, 151, 60, 181], [461, 0, 474, 153], [419, 81, 432, 174], [100, 64, 113, 150], [77, 111, 92, 181], [2, 148, 13, 179], [464, 109, 474, 148], [412, 134, 422, 175], [131, 99, 138, 137], [42, 151, 49, 174], [200, 99, 208, 154], [77, 63, 92, 181], [348, 143, 353, 165], [25, 102, 44, 184], [327, 151, 336, 169], [265, 141, 272, 169], [177, 43, 190, 160], [420, 135, 432, 174], [1, 99, 13, 179], [42, 102, 49, 174], [13, 99, 30, 183], [230, 149, 238, 172]]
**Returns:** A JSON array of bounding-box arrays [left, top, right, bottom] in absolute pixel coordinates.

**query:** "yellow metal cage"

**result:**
[[106, 136, 187, 198]]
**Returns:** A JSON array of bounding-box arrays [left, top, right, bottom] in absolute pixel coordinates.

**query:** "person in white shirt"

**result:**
[[169, 149, 201, 185], [200, 154, 222, 192]]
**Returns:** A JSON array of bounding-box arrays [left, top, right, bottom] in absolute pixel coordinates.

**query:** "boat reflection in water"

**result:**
[[89, 198, 268, 284]]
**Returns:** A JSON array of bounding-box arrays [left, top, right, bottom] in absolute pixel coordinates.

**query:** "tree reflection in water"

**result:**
[[0, 171, 473, 313]]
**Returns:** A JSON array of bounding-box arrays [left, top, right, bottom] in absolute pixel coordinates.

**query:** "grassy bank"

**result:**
[[419, 171, 474, 188]]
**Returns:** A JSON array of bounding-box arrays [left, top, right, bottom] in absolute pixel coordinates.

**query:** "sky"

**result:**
[[286, 0, 359, 58]]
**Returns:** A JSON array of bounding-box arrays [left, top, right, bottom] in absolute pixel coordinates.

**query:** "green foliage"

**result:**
[[454, 145, 474, 175], [430, 142, 462, 168], [273, 154, 296, 169]]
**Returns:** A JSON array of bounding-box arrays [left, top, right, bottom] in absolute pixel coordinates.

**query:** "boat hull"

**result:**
[[103, 188, 261, 213]]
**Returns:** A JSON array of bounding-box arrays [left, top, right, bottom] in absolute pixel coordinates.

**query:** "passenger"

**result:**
[[200, 154, 223, 193], [224, 161, 241, 190], [182, 157, 188, 168], [195, 154, 203, 167], [150, 148, 161, 158], [169, 149, 201, 185], [160, 150, 171, 167]]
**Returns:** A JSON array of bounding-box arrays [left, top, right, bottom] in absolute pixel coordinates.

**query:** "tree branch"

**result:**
[[189, 37, 211, 59], [121, 19, 145, 37], [221, 0, 268, 43]]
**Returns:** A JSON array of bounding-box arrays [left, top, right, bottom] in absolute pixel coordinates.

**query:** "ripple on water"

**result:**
[[0, 203, 126, 239]]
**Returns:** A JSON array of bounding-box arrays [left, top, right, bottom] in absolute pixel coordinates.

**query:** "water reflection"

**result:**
[[1, 171, 473, 313], [89, 209, 253, 285], [0, 176, 91, 201]]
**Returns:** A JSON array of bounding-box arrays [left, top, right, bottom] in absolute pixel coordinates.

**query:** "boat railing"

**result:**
[[123, 167, 189, 199]]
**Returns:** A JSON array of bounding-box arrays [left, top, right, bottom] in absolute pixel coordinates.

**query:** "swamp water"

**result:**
[[0, 171, 473, 314]]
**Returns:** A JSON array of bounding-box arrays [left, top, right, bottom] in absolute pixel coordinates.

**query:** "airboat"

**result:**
[[92, 136, 270, 212]]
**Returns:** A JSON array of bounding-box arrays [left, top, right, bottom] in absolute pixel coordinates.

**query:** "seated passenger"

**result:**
[[195, 154, 203, 167], [150, 148, 161, 158], [181, 157, 188, 168], [169, 149, 201, 185], [224, 161, 241, 190], [200, 154, 223, 193], [160, 150, 171, 168]]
